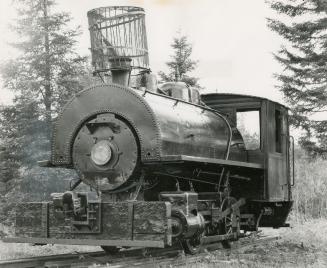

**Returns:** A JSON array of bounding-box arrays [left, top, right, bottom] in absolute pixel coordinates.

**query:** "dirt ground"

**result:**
[[0, 219, 326, 267], [177, 219, 327, 268]]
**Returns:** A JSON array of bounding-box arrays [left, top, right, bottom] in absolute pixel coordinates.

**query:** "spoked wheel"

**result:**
[[101, 246, 120, 254], [181, 235, 203, 255], [220, 197, 240, 248]]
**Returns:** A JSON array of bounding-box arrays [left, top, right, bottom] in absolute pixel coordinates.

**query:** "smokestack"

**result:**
[[108, 57, 132, 87], [88, 6, 149, 87]]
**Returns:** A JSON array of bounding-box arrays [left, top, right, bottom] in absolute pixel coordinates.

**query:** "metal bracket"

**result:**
[[71, 202, 102, 234]]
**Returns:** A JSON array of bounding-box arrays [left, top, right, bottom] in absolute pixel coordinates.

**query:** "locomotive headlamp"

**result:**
[[90, 140, 112, 166]]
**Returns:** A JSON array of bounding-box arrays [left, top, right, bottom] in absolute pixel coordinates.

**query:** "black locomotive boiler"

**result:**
[[4, 6, 294, 254]]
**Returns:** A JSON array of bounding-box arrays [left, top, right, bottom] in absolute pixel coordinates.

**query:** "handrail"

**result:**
[[289, 135, 295, 186], [213, 111, 232, 160]]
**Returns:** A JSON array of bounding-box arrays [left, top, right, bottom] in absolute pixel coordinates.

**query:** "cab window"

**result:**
[[236, 110, 261, 150]]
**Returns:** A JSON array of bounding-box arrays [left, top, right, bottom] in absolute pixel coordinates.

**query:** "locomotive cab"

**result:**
[[202, 93, 294, 227]]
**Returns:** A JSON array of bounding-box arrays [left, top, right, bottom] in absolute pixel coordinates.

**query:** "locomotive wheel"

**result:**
[[181, 235, 203, 255], [220, 197, 240, 248], [101, 246, 120, 254]]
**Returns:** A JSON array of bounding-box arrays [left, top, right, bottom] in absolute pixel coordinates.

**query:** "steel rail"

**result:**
[[0, 234, 280, 268], [0, 250, 106, 268]]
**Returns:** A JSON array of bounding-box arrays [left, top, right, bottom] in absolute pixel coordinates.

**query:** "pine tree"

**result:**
[[158, 34, 199, 87], [267, 0, 327, 157], [1, 0, 87, 132], [0, 105, 21, 194], [0, 0, 88, 221]]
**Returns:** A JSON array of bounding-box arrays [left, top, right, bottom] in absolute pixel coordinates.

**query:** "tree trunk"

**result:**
[[43, 0, 52, 138]]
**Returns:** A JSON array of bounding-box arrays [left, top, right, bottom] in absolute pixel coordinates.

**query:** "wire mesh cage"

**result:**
[[88, 6, 149, 74]]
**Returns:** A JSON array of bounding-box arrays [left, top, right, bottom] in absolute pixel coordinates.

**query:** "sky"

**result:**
[[0, 0, 285, 105]]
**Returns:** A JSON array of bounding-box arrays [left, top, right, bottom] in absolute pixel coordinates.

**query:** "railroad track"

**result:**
[[0, 234, 280, 268]]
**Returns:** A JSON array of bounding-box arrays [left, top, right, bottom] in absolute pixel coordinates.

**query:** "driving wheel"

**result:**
[[220, 197, 240, 248], [181, 234, 203, 255]]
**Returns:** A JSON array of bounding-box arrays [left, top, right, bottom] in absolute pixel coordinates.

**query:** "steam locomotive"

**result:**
[[4, 6, 293, 254]]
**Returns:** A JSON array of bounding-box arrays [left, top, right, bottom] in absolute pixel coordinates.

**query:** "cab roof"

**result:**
[[201, 93, 289, 110]]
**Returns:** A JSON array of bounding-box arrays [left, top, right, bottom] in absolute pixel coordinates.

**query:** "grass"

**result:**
[[175, 218, 327, 268]]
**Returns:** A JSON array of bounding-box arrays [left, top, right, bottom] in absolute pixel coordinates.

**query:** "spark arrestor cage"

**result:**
[[87, 6, 149, 74]]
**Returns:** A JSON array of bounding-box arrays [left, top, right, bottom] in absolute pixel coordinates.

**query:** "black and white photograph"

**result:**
[[0, 0, 326, 267]]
